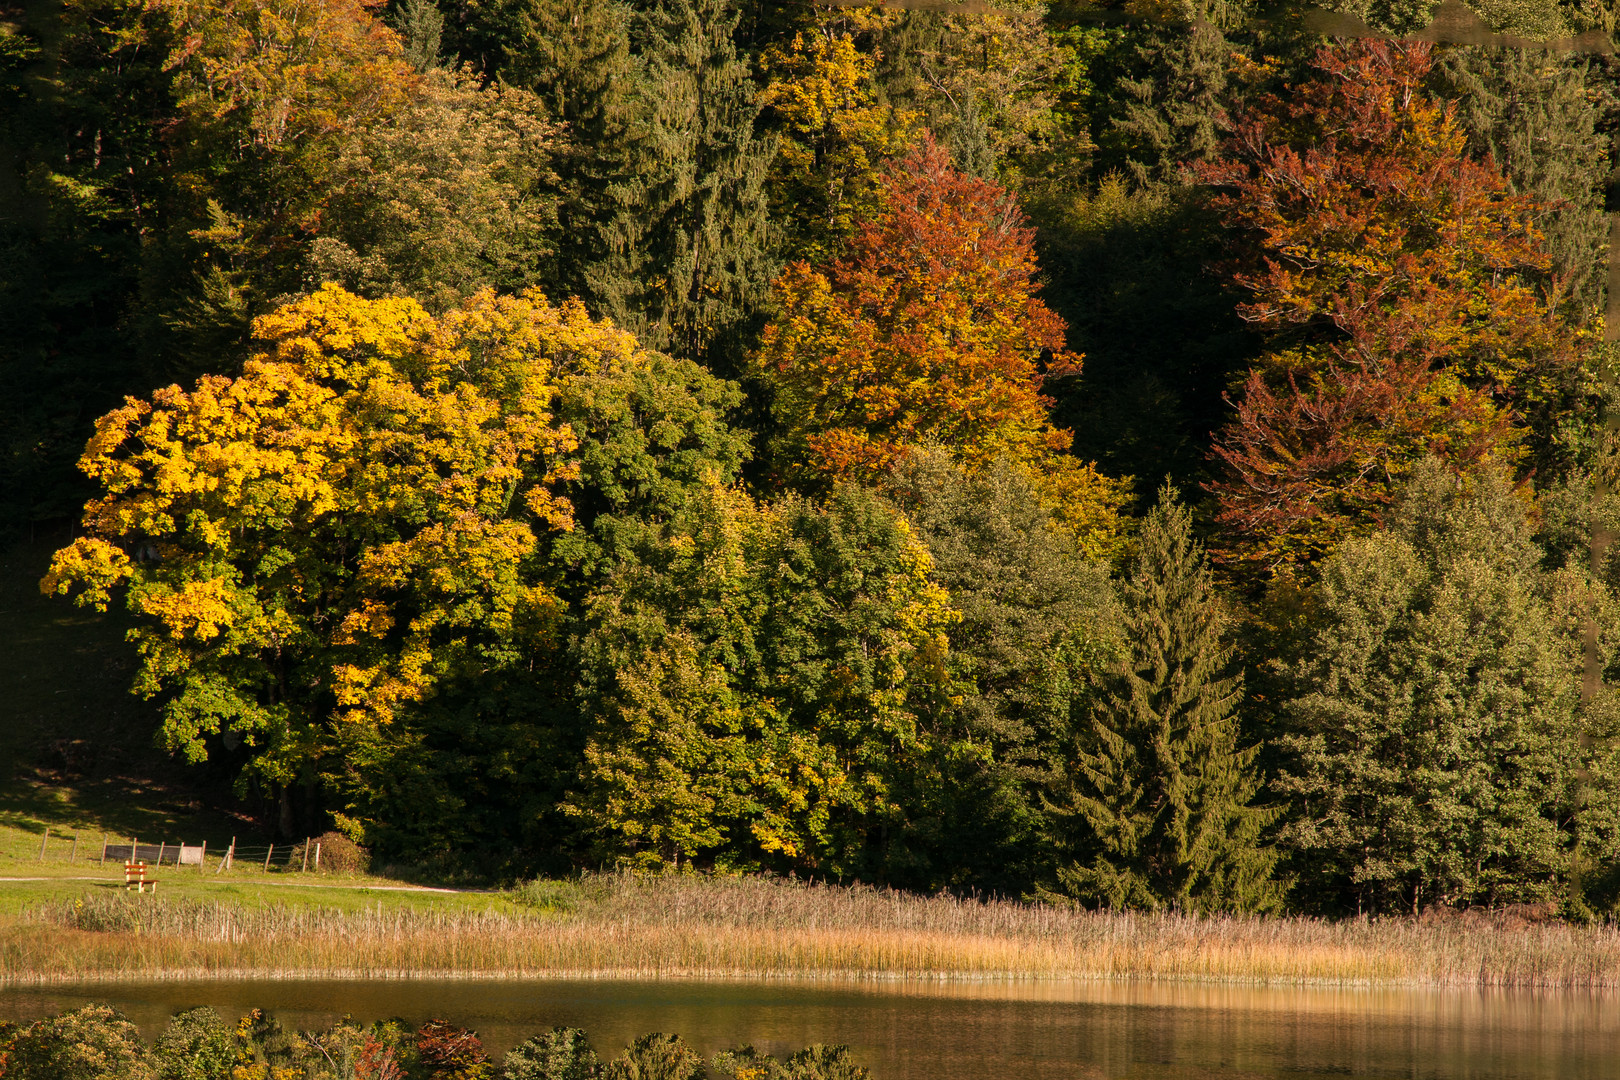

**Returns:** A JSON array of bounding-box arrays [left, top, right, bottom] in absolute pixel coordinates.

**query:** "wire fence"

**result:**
[[28, 827, 328, 874]]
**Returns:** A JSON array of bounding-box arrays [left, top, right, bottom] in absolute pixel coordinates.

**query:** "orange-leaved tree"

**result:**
[[40, 284, 590, 829], [754, 136, 1128, 556], [1199, 41, 1589, 579]]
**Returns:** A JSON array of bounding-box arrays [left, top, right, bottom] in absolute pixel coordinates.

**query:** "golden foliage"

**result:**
[[41, 285, 613, 785], [759, 31, 919, 262], [147, 0, 416, 152]]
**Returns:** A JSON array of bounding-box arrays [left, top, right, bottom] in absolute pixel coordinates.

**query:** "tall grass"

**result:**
[[7, 872, 1620, 988]]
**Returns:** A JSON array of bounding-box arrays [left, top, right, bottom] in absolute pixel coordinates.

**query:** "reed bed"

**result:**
[[6, 872, 1620, 988]]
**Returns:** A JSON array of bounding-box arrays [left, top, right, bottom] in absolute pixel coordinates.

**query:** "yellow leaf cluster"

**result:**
[[759, 30, 920, 263], [41, 284, 615, 775], [148, 0, 415, 153]]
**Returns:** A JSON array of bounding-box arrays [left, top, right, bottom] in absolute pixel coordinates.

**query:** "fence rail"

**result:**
[[101, 843, 203, 866], [25, 828, 324, 874]]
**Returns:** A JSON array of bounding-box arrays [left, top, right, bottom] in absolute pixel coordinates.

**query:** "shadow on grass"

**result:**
[[0, 541, 264, 848]]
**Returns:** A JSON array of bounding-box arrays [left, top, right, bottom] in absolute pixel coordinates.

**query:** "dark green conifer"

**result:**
[[597, 0, 776, 362], [481, 0, 640, 308], [1089, 16, 1234, 186], [388, 0, 444, 71], [949, 92, 998, 179], [1051, 484, 1282, 912]]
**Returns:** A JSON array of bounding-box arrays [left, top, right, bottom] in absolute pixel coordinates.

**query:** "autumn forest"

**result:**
[[5, 0, 1620, 918]]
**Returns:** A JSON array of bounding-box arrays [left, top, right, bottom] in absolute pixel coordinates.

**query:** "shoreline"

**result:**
[[6, 967, 1620, 993], [6, 875, 1620, 992]]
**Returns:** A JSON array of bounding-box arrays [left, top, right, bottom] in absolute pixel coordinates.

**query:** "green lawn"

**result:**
[[1, 541, 484, 911], [1, 540, 260, 843], [0, 875, 512, 915], [0, 810, 515, 916]]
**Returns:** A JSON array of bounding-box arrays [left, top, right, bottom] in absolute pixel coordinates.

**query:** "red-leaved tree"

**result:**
[[1199, 40, 1588, 577]]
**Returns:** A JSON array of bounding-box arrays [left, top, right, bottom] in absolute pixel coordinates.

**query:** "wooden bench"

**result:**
[[124, 860, 157, 893]]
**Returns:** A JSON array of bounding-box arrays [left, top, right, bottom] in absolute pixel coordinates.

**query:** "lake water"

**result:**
[[1, 977, 1617, 1078]]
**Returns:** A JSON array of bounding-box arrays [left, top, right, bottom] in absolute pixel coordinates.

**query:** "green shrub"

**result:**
[[712, 1045, 870, 1080], [3, 1004, 154, 1080], [712, 1047, 787, 1079], [601, 1034, 703, 1080], [311, 831, 368, 874], [152, 1008, 237, 1080], [0, 1006, 872, 1080], [500, 1027, 600, 1080], [781, 1046, 871, 1080]]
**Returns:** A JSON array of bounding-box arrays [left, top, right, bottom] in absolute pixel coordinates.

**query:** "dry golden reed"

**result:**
[[6, 873, 1619, 988]]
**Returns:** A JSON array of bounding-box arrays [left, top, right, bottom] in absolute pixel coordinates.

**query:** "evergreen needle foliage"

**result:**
[[597, 0, 776, 363], [1052, 485, 1281, 913]]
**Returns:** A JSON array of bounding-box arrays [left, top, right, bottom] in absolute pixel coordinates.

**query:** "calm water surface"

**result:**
[[1, 978, 1616, 1079]]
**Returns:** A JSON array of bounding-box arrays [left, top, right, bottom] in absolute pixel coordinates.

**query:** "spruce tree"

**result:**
[[1051, 485, 1282, 912], [1432, 47, 1608, 314], [388, 0, 443, 71], [1091, 18, 1234, 187], [483, 0, 639, 308], [596, 0, 776, 362]]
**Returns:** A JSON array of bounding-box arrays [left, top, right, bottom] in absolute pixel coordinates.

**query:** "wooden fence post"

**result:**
[[301, 838, 310, 873], [218, 838, 234, 874], [69, 833, 77, 862], [157, 841, 166, 866], [314, 842, 321, 872], [264, 843, 273, 871], [100, 834, 107, 864], [199, 841, 207, 873], [37, 827, 48, 861]]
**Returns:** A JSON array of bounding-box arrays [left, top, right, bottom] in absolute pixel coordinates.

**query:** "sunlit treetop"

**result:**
[[755, 137, 1128, 558], [1199, 40, 1588, 578], [39, 285, 630, 793]]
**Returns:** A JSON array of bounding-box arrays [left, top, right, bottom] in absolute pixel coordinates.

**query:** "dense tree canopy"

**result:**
[[1274, 461, 1616, 914], [567, 483, 961, 876], [755, 138, 1129, 556], [15, 0, 1620, 914], [41, 286, 581, 826]]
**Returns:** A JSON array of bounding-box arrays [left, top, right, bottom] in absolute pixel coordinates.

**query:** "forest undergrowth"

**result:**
[[5, 873, 1618, 989]]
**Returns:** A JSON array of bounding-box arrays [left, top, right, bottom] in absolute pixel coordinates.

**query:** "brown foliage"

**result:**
[[416, 1019, 491, 1080], [1199, 40, 1586, 577]]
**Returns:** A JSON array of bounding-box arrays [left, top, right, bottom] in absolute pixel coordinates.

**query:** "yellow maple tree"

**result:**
[[41, 284, 601, 812]]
